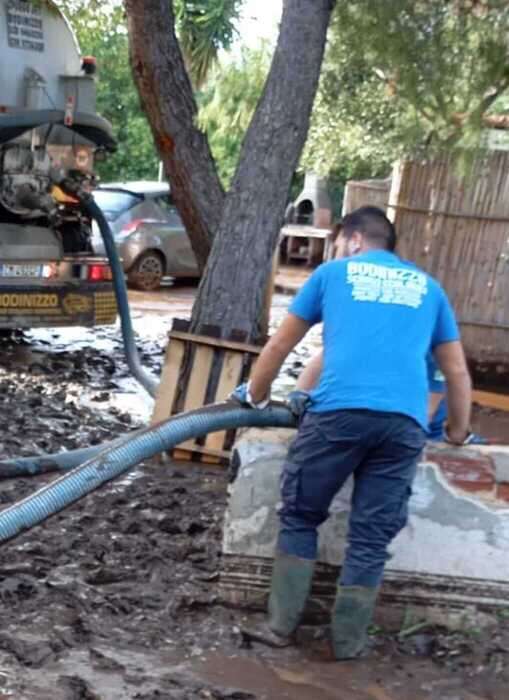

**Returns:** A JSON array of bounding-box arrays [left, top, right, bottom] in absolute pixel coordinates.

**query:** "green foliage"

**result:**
[[54, 0, 244, 182], [175, 0, 242, 88], [300, 29, 411, 182], [198, 44, 272, 186], [56, 0, 509, 192], [347, 2, 507, 145], [50, 1, 120, 20], [303, 0, 509, 182]]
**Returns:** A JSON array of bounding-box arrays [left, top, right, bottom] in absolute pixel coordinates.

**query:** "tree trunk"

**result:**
[[125, 0, 334, 341], [124, 0, 224, 271], [190, 0, 335, 341]]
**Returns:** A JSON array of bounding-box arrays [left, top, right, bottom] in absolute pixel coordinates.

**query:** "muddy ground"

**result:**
[[0, 284, 507, 699]]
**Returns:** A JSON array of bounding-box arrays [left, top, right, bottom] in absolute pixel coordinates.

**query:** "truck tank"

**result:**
[[0, 0, 118, 329], [0, 0, 115, 220]]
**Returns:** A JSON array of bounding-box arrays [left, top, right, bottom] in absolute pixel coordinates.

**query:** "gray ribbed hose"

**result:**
[[81, 193, 159, 397], [0, 437, 134, 477], [0, 402, 296, 545]]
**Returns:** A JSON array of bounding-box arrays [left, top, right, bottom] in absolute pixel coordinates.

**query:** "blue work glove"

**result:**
[[287, 390, 311, 419], [229, 381, 270, 409]]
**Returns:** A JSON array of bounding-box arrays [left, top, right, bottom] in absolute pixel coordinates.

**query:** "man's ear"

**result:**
[[352, 231, 364, 252]]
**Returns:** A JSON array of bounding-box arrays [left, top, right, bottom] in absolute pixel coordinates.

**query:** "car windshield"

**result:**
[[92, 190, 141, 221]]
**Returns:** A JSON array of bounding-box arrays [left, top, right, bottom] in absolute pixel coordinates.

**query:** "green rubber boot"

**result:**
[[331, 585, 379, 660], [241, 551, 315, 647]]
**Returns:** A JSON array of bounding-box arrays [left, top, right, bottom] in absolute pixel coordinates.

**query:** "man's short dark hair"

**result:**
[[341, 206, 396, 252]]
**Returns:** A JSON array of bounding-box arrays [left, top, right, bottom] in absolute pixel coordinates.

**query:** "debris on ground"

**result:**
[[0, 292, 506, 698]]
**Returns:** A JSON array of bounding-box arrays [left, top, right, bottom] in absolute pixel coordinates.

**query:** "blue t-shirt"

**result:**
[[426, 353, 447, 439], [289, 250, 459, 429]]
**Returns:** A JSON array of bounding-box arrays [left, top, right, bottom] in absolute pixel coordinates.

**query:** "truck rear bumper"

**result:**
[[0, 281, 117, 328]]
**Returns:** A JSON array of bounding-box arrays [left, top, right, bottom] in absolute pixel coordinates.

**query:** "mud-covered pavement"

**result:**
[[0, 283, 507, 699]]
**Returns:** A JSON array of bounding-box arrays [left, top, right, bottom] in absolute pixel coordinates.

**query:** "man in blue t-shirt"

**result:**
[[231, 207, 472, 660]]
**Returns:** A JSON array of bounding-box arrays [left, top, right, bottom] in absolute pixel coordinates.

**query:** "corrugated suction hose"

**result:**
[[0, 402, 296, 545]]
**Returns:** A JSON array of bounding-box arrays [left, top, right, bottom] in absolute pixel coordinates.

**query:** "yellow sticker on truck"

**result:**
[[0, 286, 117, 328], [0, 293, 58, 308]]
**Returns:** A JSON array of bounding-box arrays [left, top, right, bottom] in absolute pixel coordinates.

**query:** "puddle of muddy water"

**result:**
[[195, 653, 348, 700], [191, 645, 490, 700]]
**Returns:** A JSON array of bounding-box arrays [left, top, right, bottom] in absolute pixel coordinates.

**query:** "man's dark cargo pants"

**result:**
[[277, 409, 426, 587]]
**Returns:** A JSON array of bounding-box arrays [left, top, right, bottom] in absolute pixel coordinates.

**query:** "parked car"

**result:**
[[91, 181, 199, 291]]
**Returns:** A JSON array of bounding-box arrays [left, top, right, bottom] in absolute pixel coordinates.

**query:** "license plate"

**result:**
[[0, 264, 44, 278]]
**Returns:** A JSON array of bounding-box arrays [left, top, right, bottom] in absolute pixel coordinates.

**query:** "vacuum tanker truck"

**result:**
[[0, 0, 117, 329]]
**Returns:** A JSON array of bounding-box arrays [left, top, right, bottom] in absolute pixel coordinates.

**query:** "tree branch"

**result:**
[[123, 0, 225, 270], [190, 0, 335, 339]]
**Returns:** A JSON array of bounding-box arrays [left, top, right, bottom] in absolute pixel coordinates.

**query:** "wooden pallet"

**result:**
[[151, 318, 262, 465]]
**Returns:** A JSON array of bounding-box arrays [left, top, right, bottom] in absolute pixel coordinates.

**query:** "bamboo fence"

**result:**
[[341, 177, 391, 216], [387, 153, 509, 367], [342, 153, 509, 369]]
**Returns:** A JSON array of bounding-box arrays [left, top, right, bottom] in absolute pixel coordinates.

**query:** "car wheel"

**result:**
[[128, 251, 165, 291]]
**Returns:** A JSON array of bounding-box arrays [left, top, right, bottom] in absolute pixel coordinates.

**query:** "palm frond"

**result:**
[[175, 0, 242, 88]]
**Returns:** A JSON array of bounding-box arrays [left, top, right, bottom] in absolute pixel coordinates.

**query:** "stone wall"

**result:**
[[220, 428, 509, 629]]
